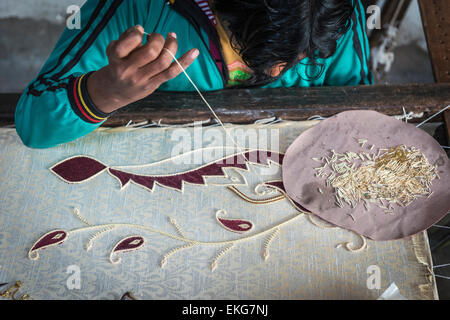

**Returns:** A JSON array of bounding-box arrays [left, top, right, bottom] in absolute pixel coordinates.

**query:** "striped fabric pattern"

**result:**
[[193, 0, 216, 25]]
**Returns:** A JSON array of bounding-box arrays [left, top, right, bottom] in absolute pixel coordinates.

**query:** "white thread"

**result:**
[[109, 146, 280, 169], [335, 234, 367, 253], [307, 115, 328, 121], [416, 105, 449, 127], [86, 226, 116, 251], [435, 275, 450, 280], [160, 243, 195, 268], [73, 207, 92, 226], [431, 224, 450, 229], [211, 243, 234, 272], [69, 211, 303, 246], [262, 227, 280, 261], [159, 46, 269, 185], [394, 111, 424, 121], [169, 218, 186, 238], [433, 263, 450, 269]]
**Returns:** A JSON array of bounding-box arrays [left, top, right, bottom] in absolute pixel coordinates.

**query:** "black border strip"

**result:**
[[51, 0, 125, 81], [39, 1, 107, 83], [351, 10, 366, 85]]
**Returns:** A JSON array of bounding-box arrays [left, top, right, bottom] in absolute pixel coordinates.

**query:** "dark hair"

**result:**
[[212, 0, 355, 87]]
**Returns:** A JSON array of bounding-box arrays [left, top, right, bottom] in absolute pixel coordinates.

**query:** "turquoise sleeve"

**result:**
[[15, 0, 154, 149]]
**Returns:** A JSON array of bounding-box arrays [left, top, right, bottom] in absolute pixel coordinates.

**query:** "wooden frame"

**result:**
[[1, 83, 449, 127], [0, 0, 448, 133]]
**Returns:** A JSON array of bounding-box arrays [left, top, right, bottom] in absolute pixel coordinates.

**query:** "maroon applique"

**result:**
[[29, 230, 68, 260], [50, 151, 284, 192], [217, 217, 253, 233], [114, 236, 144, 251], [50, 156, 106, 183], [110, 236, 145, 264]]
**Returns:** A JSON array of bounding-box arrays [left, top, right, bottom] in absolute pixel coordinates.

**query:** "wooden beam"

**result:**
[[418, 0, 450, 83], [418, 1, 450, 142], [105, 84, 450, 125], [2, 84, 449, 126]]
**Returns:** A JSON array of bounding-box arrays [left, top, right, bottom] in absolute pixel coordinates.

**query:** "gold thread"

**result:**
[[0, 281, 31, 300], [227, 186, 286, 204], [169, 218, 186, 238], [86, 226, 116, 251], [412, 233, 437, 299], [160, 243, 196, 268], [73, 207, 92, 226], [211, 243, 234, 272], [335, 232, 368, 253], [262, 227, 280, 261]]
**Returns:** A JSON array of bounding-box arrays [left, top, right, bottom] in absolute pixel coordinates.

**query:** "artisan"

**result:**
[[15, 0, 371, 148]]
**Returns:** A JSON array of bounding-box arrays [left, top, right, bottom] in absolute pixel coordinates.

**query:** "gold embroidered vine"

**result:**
[[262, 227, 280, 261]]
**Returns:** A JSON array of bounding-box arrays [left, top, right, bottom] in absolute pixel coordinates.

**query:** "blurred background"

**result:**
[[0, 0, 448, 299]]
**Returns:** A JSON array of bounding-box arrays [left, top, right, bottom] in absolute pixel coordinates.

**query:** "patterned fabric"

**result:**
[[0, 122, 437, 300]]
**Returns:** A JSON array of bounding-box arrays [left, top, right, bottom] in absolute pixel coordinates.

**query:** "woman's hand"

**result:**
[[87, 25, 199, 113]]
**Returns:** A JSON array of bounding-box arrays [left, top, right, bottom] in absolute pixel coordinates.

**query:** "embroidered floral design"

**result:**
[[33, 149, 368, 270], [27, 208, 304, 271], [28, 202, 367, 270], [50, 150, 284, 193]]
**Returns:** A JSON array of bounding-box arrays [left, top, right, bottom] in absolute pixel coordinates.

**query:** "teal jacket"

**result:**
[[15, 0, 372, 149]]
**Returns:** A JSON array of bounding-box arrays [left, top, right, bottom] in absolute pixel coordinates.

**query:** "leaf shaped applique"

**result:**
[[216, 210, 253, 233], [107, 150, 285, 192], [28, 230, 68, 260], [109, 236, 145, 264], [218, 218, 253, 233], [50, 156, 107, 183]]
